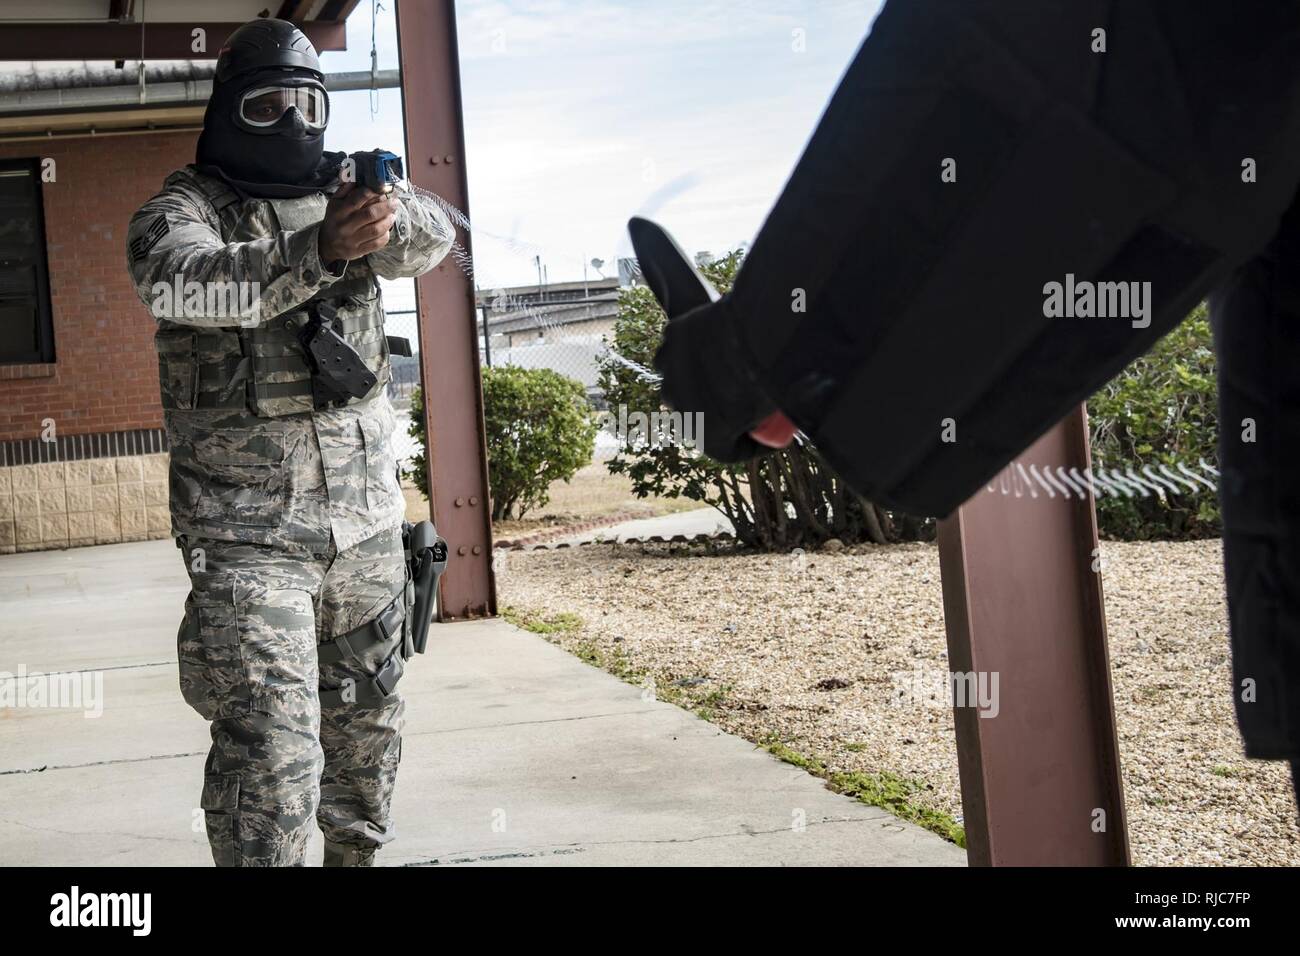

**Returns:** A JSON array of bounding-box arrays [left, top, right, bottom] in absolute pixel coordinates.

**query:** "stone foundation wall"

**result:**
[[0, 452, 171, 554]]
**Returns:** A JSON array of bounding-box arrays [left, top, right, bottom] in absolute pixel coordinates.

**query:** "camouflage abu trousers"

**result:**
[[177, 525, 407, 866]]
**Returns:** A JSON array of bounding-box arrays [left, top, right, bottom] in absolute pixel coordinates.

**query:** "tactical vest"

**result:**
[[154, 169, 391, 418]]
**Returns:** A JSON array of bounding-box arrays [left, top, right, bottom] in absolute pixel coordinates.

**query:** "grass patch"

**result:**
[[504, 604, 709, 705], [545, 627, 648, 687], [762, 738, 965, 848], [569, 640, 649, 686], [830, 770, 967, 848], [501, 606, 583, 636], [501, 607, 639, 682], [570, 640, 604, 666], [692, 684, 732, 721], [1211, 765, 1238, 778], [764, 740, 826, 775], [648, 679, 692, 708]]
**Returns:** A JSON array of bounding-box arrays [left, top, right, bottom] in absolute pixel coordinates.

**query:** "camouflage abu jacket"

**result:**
[[126, 166, 453, 552]]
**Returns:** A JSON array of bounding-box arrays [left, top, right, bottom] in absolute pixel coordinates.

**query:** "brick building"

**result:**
[[1, 131, 196, 551]]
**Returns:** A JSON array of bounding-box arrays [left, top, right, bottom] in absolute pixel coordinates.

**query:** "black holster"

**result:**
[[298, 301, 379, 408], [403, 519, 448, 655]]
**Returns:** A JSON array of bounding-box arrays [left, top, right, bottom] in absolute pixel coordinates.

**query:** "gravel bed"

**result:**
[[497, 536, 1299, 865]]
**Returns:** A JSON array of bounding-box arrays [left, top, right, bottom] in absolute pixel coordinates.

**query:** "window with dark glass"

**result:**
[[0, 158, 55, 364]]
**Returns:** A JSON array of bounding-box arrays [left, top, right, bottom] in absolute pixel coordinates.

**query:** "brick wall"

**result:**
[[0, 130, 196, 552], [0, 130, 198, 442]]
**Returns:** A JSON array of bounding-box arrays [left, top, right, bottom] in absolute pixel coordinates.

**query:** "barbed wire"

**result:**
[[986, 457, 1219, 500]]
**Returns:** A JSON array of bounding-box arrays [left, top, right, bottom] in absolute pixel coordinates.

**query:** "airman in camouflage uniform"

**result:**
[[125, 19, 453, 866]]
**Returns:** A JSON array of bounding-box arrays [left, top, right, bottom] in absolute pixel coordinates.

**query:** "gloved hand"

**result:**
[[630, 216, 779, 463], [319, 182, 397, 262]]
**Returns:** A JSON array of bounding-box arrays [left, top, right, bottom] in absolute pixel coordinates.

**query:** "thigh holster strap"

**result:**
[[318, 591, 407, 708], [318, 592, 404, 666], [319, 652, 404, 709]]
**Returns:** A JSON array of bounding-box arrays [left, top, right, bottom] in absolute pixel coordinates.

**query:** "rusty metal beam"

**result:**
[[274, 1, 316, 21], [937, 406, 1129, 865], [395, 0, 496, 620], [0, 22, 347, 60]]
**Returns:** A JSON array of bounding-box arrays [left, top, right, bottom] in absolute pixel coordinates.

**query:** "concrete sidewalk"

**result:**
[[554, 506, 734, 546], [0, 539, 964, 866]]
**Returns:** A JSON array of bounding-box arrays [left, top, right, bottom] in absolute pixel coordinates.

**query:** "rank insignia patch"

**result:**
[[129, 214, 170, 262]]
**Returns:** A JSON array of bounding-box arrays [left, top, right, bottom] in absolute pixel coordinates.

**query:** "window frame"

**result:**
[[0, 156, 56, 365]]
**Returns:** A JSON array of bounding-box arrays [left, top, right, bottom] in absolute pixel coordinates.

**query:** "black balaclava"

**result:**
[[195, 18, 343, 198]]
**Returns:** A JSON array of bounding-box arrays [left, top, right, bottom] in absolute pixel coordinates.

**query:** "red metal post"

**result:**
[[937, 406, 1129, 865], [395, 0, 496, 620]]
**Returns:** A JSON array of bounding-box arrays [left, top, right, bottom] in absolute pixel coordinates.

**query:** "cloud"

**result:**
[[328, 0, 883, 286]]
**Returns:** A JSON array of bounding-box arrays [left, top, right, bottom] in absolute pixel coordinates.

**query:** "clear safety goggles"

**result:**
[[237, 85, 328, 130]]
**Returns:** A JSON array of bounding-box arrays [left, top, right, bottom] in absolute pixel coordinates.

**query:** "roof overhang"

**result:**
[[0, 104, 202, 140], [0, 1, 359, 61], [0, 1, 361, 139]]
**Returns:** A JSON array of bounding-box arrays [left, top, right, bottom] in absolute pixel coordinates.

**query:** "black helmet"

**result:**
[[214, 18, 321, 84], [196, 17, 331, 195]]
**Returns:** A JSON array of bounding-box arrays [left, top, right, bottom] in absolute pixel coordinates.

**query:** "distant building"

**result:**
[[476, 264, 639, 400]]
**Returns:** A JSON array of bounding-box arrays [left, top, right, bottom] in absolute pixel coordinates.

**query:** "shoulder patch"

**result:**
[[129, 214, 170, 262]]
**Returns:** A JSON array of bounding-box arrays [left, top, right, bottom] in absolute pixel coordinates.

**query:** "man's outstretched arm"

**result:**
[[127, 178, 342, 327], [364, 184, 455, 280]]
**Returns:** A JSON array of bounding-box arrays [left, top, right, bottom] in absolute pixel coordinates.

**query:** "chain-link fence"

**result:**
[[477, 276, 623, 462]]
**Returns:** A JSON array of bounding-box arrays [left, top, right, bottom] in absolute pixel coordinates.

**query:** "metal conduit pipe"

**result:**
[[0, 69, 400, 113]]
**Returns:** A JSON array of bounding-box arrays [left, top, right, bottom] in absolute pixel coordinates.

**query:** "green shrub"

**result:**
[[481, 365, 597, 520], [406, 384, 432, 501], [407, 366, 597, 521], [1087, 303, 1220, 540]]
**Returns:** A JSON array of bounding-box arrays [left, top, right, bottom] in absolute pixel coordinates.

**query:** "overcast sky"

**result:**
[[320, 0, 883, 300]]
